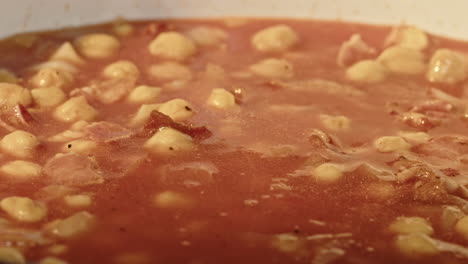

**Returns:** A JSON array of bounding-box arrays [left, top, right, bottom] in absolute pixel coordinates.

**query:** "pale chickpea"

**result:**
[[129, 104, 161, 127], [153, 191, 194, 209], [0, 68, 17, 83], [46, 211, 94, 239], [30, 61, 77, 76], [30, 68, 73, 88], [389, 216, 434, 235], [377, 46, 426, 75], [113, 21, 134, 37], [312, 163, 344, 184], [0, 160, 42, 180], [148, 32, 197, 61], [39, 257, 67, 264], [250, 58, 294, 79], [394, 233, 439, 258], [398, 131, 431, 145], [252, 24, 299, 53], [63, 139, 97, 155], [158, 99, 194, 122], [346, 60, 388, 83], [144, 127, 194, 153], [102, 60, 139, 80], [147, 62, 192, 81], [271, 234, 304, 254], [0, 130, 40, 158], [47, 244, 68, 255], [373, 136, 410, 153], [114, 252, 151, 264], [74, 33, 120, 59], [207, 88, 236, 109], [441, 206, 464, 231], [186, 26, 227, 46], [426, 49, 467, 84], [0, 196, 46, 222], [0, 83, 32, 109], [454, 216, 468, 240], [0, 247, 25, 264], [64, 194, 92, 208], [127, 85, 161, 104], [319, 114, 351, 131], [32, 87, 67, 108], [50, 42, 85, 65], [386, 26, 429, 51], [54, 96, 98, 123]]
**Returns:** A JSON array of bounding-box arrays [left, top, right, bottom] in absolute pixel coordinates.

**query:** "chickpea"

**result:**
[[50, 42, 85, 65], [426, 49, 467, 84], [312, 163, 344, 184], [144, 127, 194, 153], [54, 96, 98, 123], [386, 26, 429, 51], [64, 194, 92, 208], [377, 46, 426, 75], [389, 216, 434, 235], [441, 206, 464, 231], [129, 104, 161, 127], [0, 196, 47, 222], [186, 26, 227, 46], [147, 62, 192, 81], [32, 87, 67, 108], [207, 88, 236, 109], [319, 114, 351, 131], [47, 211, 94, 239], [148, 32, 197, 61], [102, 60, 139, 80], [0, 130, 40, 158], [0, 83, 32, 109], [30, 61, 77, 76], [47, 244, 68, 255], [398, 131, 431, 145], [373, 136, 410, 153], [127, 85, 161, 104], [454, 216, 468, 240], [252, 25, 299, 53], [0, 247, 25, 264], [346, 60, 388, 83], [30, 68, 73, 88], [158, 99, 194, 122], [74, 33, 120, 59], [113, 21, 134, 37], [250, 58, 294, 79], [39, 257, 68, 264], [271, 234, 304, 254], [394, 233, 439, 258], [63, 139, 97, 155], [153, 191, 194, 209], [0, 68, 17, 83], [0, 160, 42, 180]]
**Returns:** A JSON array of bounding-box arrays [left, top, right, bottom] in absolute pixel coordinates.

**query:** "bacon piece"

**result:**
[[336, 34, 376, 67], [399, 111, 438, 131], [141, 22, 173, 37], [92, 78, 135, 104], [86, 121, 132, 142], [414, 136, 468, 160], [0, 104, 37, 132], [142, 111, 212, 141], [43, 153, 104, 186], [411, 100, 454, 114]]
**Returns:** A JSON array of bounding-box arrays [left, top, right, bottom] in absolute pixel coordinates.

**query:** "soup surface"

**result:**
[[0, 18, 468, 264]]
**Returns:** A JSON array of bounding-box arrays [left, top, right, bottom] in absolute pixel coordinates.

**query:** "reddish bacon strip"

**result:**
[[142, 111, 212, 141]]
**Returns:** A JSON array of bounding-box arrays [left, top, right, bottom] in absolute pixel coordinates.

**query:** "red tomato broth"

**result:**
[[0, 18, 467, 263]]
